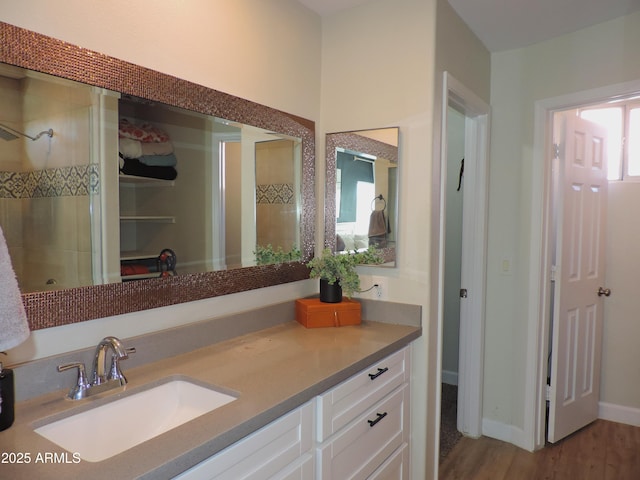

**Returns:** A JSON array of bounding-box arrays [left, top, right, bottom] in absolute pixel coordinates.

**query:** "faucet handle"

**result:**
[[58, 362, 89, 400], [108, 347, 136, 385]]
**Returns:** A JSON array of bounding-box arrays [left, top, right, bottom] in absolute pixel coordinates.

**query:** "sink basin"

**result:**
[[34, 377, 237, 462]]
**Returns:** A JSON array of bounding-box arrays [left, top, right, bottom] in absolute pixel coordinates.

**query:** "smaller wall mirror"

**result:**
[[325, 128, 399, 266]]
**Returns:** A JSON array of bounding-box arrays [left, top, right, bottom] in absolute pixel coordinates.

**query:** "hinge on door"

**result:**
[[553, 143, 561, 159], [550, 264, 557, 282], [546, 384, 552, 401], [459, 288, 468, 298]]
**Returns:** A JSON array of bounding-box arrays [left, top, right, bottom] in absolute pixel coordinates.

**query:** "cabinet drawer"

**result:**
[[316, 347, 409, 442], [317, 384, 409, 480], [174, 402, 313, 480], [272, 452, 314, 480], [368, 443, 409, 480]]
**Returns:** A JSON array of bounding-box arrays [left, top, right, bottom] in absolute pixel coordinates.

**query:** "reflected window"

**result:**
[[336, 152, 374, 222], [580, 99, 640, 181], [629, 106, 640, 176], [579, 107, 622, 180]]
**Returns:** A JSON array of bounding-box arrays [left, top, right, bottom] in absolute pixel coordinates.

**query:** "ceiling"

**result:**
[[296, 0, 372, 17], [298, 0, 640, 52]]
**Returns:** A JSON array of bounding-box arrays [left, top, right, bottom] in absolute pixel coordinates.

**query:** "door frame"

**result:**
[[525, 79, 640, 451], [437, 72, 490, 439]]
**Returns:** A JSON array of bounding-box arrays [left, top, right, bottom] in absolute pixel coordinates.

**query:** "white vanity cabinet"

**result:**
[[315, 347, 411, 479], [174, 346, 410, 480], [174, 401, 314, 480]]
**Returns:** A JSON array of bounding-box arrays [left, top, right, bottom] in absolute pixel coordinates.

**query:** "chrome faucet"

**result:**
[[91, 336, 131, 386], [58, 336, 136, 400]]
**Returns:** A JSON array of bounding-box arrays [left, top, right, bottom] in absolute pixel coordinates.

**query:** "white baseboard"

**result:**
[[479, 403, 639, 454], [441, 370, 458, 386], [482, 418, 530, 451], [599, 402, 640, 427]]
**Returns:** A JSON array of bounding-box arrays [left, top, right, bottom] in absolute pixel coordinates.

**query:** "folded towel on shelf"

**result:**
[[118, 118, 170, 143], [0, 225, 30, 351], [141, 141, 173, 156], [139, 153, 178, 167], [120, 157, 178, 180], [120, 264, 151, 276], [119, 137, 175, 159], [119, 137, 143, 159]]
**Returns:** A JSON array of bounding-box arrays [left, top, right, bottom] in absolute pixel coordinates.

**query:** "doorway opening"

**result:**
[[439, 104, 465, 459], [527, 80, 640, 451], [436, 72, 490, 460]]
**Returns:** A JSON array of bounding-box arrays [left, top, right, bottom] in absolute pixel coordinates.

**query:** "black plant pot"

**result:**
[[320, 278, 342, 303]]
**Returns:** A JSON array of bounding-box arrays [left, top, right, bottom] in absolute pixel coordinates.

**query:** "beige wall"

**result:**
[[434, 0, 491, 103], [430, 0, 490, 472], [0, 0, 321, 121], [321, 0, 437, 475], [604, 181, 640, 409], [487, 11, 640, 435]]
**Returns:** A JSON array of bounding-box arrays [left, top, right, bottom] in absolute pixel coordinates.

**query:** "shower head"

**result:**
[[0, 126, 19, 141], [0, 123, 53, 141]]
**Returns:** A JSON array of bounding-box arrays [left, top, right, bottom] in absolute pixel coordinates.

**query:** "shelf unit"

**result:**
[[119, 173, 176, 280], [120, 215, 175, 223], [119, 174, 175, 187]]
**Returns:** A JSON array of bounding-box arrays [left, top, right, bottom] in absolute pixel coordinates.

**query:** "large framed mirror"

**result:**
[[0, 22, 315, 330], [325, 128, 398, 266]]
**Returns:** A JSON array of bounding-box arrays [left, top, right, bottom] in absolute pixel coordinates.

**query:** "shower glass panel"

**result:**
[[0, 66, 96, 292]]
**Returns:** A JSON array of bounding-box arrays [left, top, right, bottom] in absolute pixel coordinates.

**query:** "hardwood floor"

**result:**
[[439, 420, 640, 479]]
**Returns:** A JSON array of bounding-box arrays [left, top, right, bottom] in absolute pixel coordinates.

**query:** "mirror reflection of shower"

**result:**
[[0, 123, 53, 141], [0, 66, 92, 293]]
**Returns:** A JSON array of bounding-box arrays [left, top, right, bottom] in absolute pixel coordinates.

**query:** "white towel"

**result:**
[[119, 137, 143, 159], [0, 226, 29, 351]]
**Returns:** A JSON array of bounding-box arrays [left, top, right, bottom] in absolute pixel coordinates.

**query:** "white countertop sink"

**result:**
[[34, 377, 237, 462]]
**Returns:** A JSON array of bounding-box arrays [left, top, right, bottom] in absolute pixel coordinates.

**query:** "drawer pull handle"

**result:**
[[368, 367, 388, 380], [367, 412, 388, 427]]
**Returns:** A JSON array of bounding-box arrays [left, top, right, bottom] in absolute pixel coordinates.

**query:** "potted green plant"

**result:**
[[254, 244, 301, 266], [306, 246, 383, 302]]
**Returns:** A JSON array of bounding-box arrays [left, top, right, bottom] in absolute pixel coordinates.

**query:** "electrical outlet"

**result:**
[[370, 276, 387, 300], [501, 256, 513, 275]]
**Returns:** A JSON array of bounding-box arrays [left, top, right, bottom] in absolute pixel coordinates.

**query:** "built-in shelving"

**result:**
[[120, 252, 160, 261], [118, 170, 176, 281], [120, 215, 175, 223], [119, 174, 175, 187], [120, 272, 160, 281]]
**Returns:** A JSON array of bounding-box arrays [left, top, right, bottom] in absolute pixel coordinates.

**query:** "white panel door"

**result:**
[[548, 113, 608, 443]]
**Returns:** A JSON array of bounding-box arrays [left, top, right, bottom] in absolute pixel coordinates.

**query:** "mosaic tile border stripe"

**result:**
[[256, 183, 294, 204], [0, 164, 99, 199]]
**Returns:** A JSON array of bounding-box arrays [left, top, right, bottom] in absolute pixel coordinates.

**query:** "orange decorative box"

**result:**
[[295, 298, 362, 328]]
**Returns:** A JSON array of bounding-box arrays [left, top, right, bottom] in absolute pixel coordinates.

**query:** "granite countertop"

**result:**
[[0, 320, 420, 479]]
